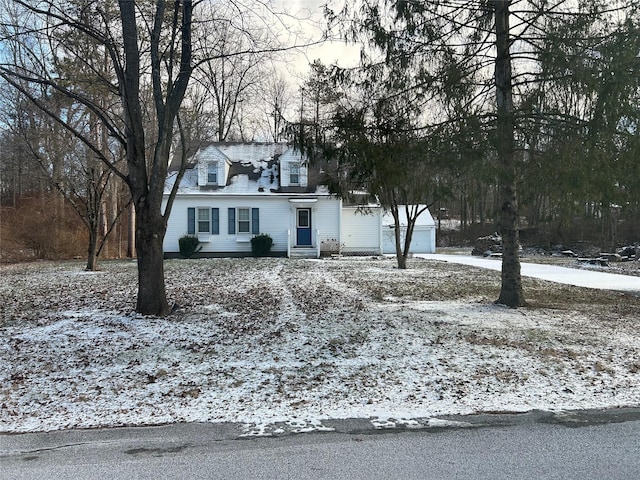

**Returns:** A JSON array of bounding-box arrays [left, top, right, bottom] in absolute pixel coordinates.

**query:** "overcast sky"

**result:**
[[279, 0, 360, 76]]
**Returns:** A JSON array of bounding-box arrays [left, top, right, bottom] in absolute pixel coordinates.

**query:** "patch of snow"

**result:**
[[1, 257, 639, 434]]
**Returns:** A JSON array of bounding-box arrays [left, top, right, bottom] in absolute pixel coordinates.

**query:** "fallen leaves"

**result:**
[[1, 257, 639, 433]]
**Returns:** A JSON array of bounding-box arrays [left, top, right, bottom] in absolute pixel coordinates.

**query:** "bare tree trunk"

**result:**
[[395, 228, 407, 269], [402, 221, 415, 267], [494, 1, 525, 307], [134, 200, 169, 316], [393, 204, 423, 270], [118, 0, 192, 316], [390, 205, 407, 269], [86, 227, 99, 271]]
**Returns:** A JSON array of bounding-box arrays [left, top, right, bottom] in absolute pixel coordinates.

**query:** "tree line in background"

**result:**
[[0, 0, 639, 311]]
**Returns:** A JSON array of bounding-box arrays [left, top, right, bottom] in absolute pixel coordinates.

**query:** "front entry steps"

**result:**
[[289, 247, 318, 259]]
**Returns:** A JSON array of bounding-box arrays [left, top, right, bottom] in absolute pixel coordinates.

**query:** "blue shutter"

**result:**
[[252, 208, 259, 235], [187, 208, 195, 235], [228, 208, 235, 234], [211, 208, 219, 235]]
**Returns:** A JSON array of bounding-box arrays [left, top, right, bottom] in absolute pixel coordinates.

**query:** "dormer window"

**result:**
[[289, 162, 300, 185], [197, 159, 222, 187], [207, 162, 218, 184]]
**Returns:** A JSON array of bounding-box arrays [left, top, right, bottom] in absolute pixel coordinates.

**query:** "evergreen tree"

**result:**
[[324, 0, 640, 306]]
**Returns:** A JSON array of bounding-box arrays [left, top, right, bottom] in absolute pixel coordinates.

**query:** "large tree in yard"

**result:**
[[493, 0, 521, 306], [0, 0, 193, 315], [119, 0, 193, 316]]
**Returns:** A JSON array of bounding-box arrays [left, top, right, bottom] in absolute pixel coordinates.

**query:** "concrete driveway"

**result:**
[[419, 254, 640, 294]]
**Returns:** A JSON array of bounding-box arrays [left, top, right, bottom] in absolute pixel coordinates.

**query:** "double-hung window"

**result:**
[[289, 162, 300, 185], [188, 207, 219, 236], [207, 162, 218, 184], [197, 208, 210, 233], [237, 208, 250, 233], [228, 207, 259, 235]]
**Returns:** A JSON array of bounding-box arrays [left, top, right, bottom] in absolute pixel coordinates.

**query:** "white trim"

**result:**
[[297, 208, 311, 228], [289, 162, 300, 185], [236, 207, 251, 234], [196, 207, 211, 234], [206, 162, 218, 185]]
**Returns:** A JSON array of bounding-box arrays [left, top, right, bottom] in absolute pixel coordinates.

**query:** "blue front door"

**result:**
[[296, 208, 312, 246]]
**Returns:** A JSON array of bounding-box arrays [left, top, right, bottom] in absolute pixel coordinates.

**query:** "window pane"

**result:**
[[237, 208, 250, 233], [298, 209, 309, 227], [207, 163, 217, 183], [290, 163, 300, 184], [197, 208, 210, 233], [238, 208, 250, 221]]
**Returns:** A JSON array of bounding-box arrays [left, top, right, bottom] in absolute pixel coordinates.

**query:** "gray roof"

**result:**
[[165, 142, 329, 195]]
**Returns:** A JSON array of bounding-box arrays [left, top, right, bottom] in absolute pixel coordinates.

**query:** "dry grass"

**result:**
[[2, 256, 639, 325], [2, 255, 640, 433]]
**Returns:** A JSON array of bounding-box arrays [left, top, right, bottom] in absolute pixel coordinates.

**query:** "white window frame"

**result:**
[[289, 162, 300, 185], [297, 208, 310, 228], [237, 207, 251, 234], [197, 207, 210, 234], [207, 162, 218, 184]]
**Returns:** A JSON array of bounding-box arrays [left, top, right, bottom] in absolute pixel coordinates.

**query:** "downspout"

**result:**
[[378, 205, 383, 255], [338, 197, 343, 255]]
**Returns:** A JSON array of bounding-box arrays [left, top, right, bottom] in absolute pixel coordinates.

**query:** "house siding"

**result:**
[[288, 197, 342, 252], [163, 195, 340, 256]]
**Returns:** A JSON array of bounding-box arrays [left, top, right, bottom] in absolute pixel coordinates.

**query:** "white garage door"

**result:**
[[341, 207, 382, 254], [382, 226, 435, 254]]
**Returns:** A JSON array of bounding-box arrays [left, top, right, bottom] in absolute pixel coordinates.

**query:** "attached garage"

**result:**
[[382, 206, 436, 254], [341, 206, 382, 255]]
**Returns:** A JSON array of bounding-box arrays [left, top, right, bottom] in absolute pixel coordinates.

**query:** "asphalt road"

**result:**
[[2, 410, 640, 480]]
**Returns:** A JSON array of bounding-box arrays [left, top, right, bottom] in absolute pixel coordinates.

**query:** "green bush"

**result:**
[[179, 234, 201, 258], [251, 233, 273, 256]]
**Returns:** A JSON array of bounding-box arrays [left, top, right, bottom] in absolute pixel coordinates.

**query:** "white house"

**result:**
[[162, 142, 384, 258], [382, 206, 437, 254]]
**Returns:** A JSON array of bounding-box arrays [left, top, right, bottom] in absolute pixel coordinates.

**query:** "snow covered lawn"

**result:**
[[1, 257, 639, 434]]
